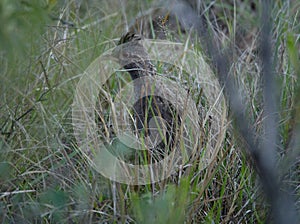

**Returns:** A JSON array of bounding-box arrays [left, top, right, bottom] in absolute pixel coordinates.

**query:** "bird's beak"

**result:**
[[107, 45, 122, 63]]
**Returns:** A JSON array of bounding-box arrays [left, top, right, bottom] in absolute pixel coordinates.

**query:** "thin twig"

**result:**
[[173, 0, 299, 223]]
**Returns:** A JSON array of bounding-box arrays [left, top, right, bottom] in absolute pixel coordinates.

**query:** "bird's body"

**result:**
[[114, 32, 181, 160]]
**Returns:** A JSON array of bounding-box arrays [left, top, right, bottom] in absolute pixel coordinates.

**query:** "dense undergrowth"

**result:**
[[0, 0, 299, 223]]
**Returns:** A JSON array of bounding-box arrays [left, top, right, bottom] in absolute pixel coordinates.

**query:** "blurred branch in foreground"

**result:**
[[173, 0, 299, 223]]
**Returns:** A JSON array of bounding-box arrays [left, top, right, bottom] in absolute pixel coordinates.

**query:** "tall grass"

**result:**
[[0, 0, 299, 223]]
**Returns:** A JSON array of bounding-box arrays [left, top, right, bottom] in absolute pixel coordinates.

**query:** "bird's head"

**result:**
[[112, 32, 150, 70]]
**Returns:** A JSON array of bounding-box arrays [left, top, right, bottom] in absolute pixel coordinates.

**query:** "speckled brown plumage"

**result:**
[[115, 32, 181, 160]]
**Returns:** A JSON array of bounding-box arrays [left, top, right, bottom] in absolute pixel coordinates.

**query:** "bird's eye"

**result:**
[[122, 52, 130, 58]]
